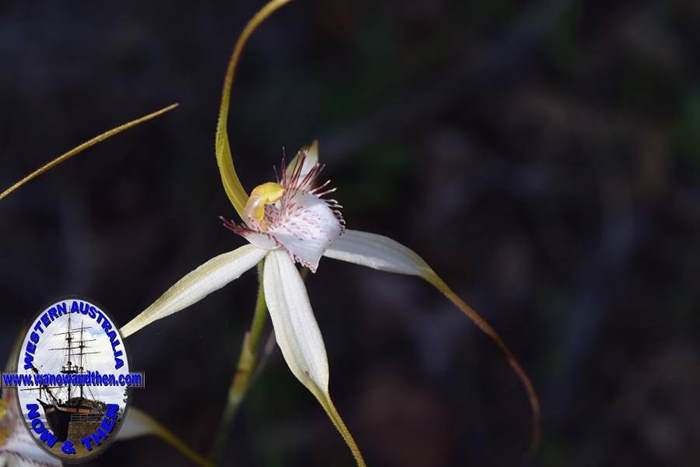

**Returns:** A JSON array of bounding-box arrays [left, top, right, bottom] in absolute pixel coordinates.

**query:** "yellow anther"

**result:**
[[245, 182, 285, 221]]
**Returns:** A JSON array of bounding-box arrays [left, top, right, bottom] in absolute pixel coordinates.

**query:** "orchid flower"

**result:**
[[118, 1, 540, 465], [0, 330, 211, 467]]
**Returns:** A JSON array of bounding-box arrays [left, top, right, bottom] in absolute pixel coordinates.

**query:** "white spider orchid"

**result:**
[[118, 1, 540, 465], [0, 331, 210, 467], [119, 140, 540, 465]]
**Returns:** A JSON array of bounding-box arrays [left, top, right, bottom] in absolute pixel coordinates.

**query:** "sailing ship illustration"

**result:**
[[26, 313, 107, 441]]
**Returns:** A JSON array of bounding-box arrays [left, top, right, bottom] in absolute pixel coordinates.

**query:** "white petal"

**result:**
[[263, 251, 369, 467], [263, 250, 329, 393], [121, 244, 267, 338], [324, 229, 431, 276], [268, 192, 342, 272], [285, 140, 319, 180]]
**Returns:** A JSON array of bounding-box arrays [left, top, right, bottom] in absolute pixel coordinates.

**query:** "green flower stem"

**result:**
[[210, 261, 269, 465]]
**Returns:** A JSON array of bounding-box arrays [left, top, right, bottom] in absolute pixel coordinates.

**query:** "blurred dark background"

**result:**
[[2, 0, 700, 466]]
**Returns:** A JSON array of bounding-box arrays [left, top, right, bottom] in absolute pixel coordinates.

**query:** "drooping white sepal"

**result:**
[[264, 249, 367, 467], [263, 249, 329, 393]]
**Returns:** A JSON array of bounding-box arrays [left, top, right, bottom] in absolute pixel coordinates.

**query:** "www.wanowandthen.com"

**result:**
[[1, 371, 144, 388]]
